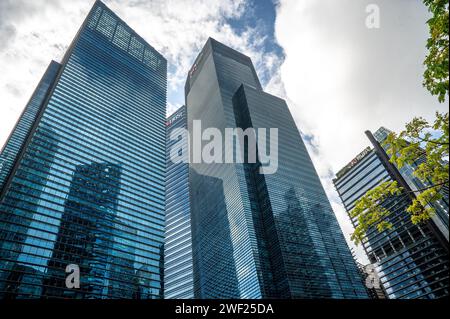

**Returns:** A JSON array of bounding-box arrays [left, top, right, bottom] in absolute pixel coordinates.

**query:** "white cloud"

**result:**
[[0, 0, 92, 149], [274, 0, 447, 263], [0, 0, 278, 148]]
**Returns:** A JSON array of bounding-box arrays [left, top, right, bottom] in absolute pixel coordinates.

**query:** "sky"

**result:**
[[0, 0, 447, 263]]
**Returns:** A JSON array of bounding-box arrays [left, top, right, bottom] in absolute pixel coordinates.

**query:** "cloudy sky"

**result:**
[[0, 0, 447, 263]]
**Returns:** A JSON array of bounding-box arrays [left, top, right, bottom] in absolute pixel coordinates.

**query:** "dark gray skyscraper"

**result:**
[[0, 1, 167, 299], [185, 38, 368, 299], [334, 127, 449, 299]]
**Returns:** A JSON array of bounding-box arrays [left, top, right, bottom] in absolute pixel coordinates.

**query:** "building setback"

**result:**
[[185, 38, 368, 299], [0, 0, 167, 299], [333, 127, 449, 299]]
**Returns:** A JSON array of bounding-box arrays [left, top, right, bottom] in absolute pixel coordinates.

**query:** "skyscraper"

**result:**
[[0, 61, 61, 190], [333, 128, 449, 299], [184, 38, 367, 299], [165, 106, 194, 299], [0, 0, 167, 299]]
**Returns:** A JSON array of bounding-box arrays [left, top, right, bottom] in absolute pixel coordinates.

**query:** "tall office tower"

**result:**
[[0, 1, 167, 299], [165, 106, 194, 299], [185, 38, 368, 299], [333, 127, 449, 299]]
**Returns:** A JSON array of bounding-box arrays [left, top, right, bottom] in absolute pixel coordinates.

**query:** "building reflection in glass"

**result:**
[[0, 124, 60, 299], [190, 169, 240, 299], [43, 162, 122, 298]]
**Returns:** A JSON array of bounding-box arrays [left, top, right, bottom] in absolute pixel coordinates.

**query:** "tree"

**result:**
[[350, 0, 449, 245], [423, 0, 449, 102], [350, 113, 449, 244]]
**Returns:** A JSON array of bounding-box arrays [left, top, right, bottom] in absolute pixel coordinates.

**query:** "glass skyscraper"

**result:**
[[333, 128, 449, 299], [165, 105, 194, 299], [0, 61, 61, 190], [0, 0, 167, 299], [185, 38, 368, 299]]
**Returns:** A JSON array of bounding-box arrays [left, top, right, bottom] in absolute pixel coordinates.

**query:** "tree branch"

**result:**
[[400, 180, 449, 195], [415, 135, 449, 145]]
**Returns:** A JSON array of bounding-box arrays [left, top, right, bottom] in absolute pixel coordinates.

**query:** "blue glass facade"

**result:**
[[334, 128, 449, 299], [0, 0, 167, 299], [0, 61, 61, 190], [185, 38, 367, 299], [165, 106, 194, 299]]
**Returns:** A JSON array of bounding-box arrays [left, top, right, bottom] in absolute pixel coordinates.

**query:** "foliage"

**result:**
[[350, 181, 402, 245], [423, 0, 449, 102], [350, 113, 449, 245]]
